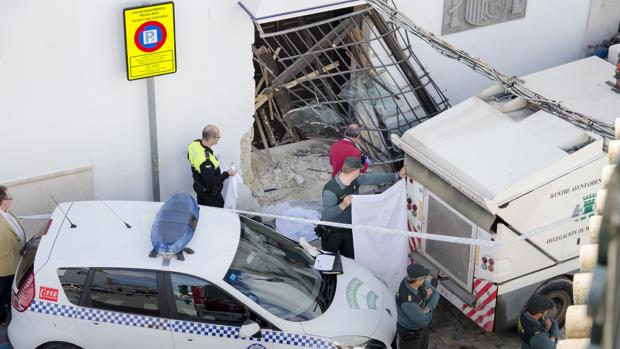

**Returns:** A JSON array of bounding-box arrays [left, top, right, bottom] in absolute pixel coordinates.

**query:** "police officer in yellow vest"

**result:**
[[187, 125, 236, 207]]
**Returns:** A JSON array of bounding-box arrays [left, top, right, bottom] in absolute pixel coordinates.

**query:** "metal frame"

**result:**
[[368, 0, 615, 139], [250, 5, 450, 164], [421, 190, 477, 292]]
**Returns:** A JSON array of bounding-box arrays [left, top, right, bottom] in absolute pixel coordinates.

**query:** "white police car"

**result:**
[[8, 194, 396, 349]]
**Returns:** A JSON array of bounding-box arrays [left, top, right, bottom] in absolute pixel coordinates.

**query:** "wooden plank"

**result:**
[[269, 95, 299, 141], [254, 114, 270, 149], [270, 16, 361, 87], [254, 61, 340, 111], [255, 76, 265, 96], [259, 109, 276, 146]]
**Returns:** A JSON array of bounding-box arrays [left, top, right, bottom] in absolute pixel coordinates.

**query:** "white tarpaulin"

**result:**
[[219, 159, 243, 210], [352, 179, 409, 291], [276, 207, 321, 242]]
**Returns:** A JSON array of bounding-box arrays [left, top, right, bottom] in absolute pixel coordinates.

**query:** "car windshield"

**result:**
[[224, 216, 334, 321]]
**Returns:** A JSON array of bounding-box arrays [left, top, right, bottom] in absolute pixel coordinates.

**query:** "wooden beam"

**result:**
[[254, 114, 270, 149], [270, 16, 361, 87], [269, 95, 299, 141], [254, 61, 340, 111], [255, 76, 265, 96], [259, 109, 276, 146]]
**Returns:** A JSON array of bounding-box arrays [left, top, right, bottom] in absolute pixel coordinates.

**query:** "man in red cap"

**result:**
[[329, 123, 370, 176]]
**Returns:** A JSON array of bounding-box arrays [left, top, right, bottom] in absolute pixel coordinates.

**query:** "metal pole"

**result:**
[[146, 77, 161, 201]]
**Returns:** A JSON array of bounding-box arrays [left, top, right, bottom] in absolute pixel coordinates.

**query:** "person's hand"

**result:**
[[228, 169, 237, 176], [339, 195, 353, 210], [422, 307, 430, 313], [399, 167, 407, 178], [426, 288, 433, 299], [545, 319, 552, 331]]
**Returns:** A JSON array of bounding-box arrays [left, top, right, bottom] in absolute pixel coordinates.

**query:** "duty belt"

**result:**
[[194, 181, 223, 197], [397, 323, 424, 337]]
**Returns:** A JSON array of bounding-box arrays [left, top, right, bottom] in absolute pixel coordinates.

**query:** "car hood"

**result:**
[[300, 257, 397, 345]]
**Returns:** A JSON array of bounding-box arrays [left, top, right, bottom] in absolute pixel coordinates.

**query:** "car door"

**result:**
[[166, 272, 274, 349], [73, 268, 174, 349]]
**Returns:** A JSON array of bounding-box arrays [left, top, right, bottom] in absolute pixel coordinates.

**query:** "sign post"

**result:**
[[123, 2, 176, 201]]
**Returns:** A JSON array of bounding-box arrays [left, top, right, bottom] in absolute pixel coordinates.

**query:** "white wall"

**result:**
[[0, 0, 254, 203], [585, 0, 620, 55], [393, 0, 596, 103]]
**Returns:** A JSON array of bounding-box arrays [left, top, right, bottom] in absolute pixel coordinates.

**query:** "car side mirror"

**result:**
[[239, 320, 261, 338]]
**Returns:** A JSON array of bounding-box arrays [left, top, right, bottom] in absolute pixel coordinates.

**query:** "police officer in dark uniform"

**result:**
[[320, 157, 405, 258], [395, 264, 439, 349], [187, 125, 236, 207], [517, 294, 560, 349]]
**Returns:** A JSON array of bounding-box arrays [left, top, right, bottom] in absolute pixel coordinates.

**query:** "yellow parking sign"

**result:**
[[123, 2, 176, 80]]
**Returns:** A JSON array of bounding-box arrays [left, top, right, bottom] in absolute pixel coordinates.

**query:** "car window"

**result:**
[[15, 237, 40, 288], [224, 216, 332, 321], [87, 269, 159, 317], [170, 273, 246, 325], [57, 268, 88, 305]]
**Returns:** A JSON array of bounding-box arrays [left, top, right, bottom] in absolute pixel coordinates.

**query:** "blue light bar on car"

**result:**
[[151, 193, 200, 255]]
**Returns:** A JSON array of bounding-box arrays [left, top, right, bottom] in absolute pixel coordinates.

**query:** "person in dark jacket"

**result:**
[[187, 125, 236, 207], [395, 263, 439, 349], [321, 156, 405, 258], [517, 294, 561, 349]]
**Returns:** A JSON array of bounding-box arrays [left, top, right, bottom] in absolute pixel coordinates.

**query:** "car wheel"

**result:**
[[536, 277, 573, 326], [39, 342, 83, 349]]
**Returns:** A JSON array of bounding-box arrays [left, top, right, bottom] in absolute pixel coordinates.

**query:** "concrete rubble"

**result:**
[[248, 140, 333, 206]]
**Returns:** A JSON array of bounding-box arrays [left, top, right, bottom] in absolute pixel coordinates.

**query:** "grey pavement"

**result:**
[[428, 299, 521, 349]]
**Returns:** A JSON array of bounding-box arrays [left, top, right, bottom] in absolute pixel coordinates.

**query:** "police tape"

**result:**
[[221, 207, 593, 248], [17, 208, 593, 248]]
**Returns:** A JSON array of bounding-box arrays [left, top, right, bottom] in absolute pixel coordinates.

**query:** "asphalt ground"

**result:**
[[428, 298, 521, 349]]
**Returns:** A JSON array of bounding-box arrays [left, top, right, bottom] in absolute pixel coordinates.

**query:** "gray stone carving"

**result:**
[[442, 0, 528, 35]]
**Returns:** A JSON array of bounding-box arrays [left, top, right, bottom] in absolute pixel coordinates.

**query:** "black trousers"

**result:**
[[0, 275, 14, 323], [321, 228, 354, 259], [397, 326, 429, 349], [196, 192, 225, 208]]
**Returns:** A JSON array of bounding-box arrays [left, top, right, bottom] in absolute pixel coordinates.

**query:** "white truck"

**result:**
[[391, 56, 620, 331]]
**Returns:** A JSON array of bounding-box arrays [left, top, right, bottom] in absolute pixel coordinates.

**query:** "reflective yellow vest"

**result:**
[[187, 140, 219, 173]]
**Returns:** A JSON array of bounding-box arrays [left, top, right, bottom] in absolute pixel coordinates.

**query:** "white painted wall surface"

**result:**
[[393, 0, 596, 103], [0, 0, 254, 203], [585, 0, 620, 55]]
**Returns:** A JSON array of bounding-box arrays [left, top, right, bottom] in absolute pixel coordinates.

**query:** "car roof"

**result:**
[[42, 200, 241, 281]]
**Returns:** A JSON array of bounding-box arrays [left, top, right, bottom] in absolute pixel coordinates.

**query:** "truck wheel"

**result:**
[[536, 277, 573, 326], [39, 342, 82, 349]]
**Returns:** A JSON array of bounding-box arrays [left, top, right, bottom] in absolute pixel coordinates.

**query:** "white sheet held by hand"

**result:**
[[219, 159, 243, 209], [352, 179, 409, 292]]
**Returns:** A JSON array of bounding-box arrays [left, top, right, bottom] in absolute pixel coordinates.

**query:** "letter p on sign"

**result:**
[[143, 29, 158, 44]]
